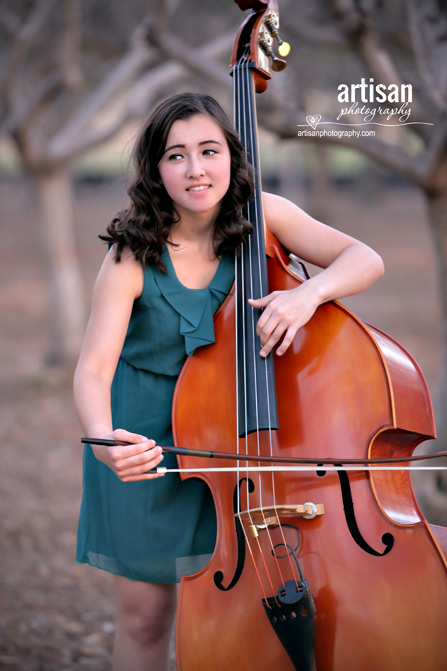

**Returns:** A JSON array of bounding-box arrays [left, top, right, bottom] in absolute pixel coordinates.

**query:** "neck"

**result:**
[[170, 211, 217, 245]]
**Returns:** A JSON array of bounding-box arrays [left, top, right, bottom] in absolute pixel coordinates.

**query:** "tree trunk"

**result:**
[[426, 188, 447, 442], [413, 189, 447, 525], [33, 167, 86, 365]]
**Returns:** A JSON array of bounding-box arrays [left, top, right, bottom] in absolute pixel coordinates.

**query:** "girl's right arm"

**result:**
[[73, 248, 164, 481]]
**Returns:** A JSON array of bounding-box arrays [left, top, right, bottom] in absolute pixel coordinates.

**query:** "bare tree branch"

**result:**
[[153, 0, 182, 34], [282, 12, 344, 47], [127, 27, 234, 117], [0, 0, 57, 98], [61, 0, 83, 90], [329, 0, 403, 84], [327, 0, 432, 141], [0, 4, 20, 34], [407, 0, 446, 113], [147, 26, 232, 90], [419, 118, 447, 192], [46, 33, 155, 159], [46, 27, 235, 162], [11, 75, 63, 165]]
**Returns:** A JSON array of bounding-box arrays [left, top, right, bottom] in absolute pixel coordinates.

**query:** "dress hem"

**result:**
[[75, 556, 181, 585]]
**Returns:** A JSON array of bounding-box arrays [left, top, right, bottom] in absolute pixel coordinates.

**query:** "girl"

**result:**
[[74, 92, 384, 670]]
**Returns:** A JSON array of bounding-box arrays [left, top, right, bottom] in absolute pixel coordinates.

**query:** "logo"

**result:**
[[305, 115, 322, 130], [297, 77, 433, 138]]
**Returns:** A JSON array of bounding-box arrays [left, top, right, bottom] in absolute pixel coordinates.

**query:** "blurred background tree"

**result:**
[[1, 0, 445, 519], [0, 0, 235, 362]]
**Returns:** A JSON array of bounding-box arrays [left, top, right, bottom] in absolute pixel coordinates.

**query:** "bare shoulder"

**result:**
[[262, 192, 312, 236], [261, 191, 376, 269], [262, 191, 297, 213], [77, 247, 144, 378], [94, 246, 144, 302]]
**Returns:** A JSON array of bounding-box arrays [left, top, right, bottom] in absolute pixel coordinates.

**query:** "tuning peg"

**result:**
[[271, 55, 287, 72], [259, 30, 288, 71], [264, 11, 291, 60]]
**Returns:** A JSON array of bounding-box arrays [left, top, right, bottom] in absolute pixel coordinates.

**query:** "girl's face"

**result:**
[[158, 114, 232, 223]]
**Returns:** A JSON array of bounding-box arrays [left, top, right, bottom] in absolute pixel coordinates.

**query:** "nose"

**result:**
[[186, 154, 205, 179]]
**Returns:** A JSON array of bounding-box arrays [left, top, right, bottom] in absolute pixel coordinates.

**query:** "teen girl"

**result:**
[[74, 92, 384, 670]]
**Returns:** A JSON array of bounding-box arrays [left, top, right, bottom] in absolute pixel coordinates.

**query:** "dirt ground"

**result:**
[[0, 176, 444, 670]]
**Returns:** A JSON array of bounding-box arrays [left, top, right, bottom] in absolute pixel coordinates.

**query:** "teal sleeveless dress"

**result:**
[[76, 247, 234, 583]]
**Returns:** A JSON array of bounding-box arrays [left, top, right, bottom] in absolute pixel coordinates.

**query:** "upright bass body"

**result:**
[[173, 240, 447, 671], [172, 1, 447, 668]]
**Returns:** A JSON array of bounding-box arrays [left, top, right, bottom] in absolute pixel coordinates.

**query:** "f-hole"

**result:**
[[317, 466, 394, 557], [214, 477, 255, 591]]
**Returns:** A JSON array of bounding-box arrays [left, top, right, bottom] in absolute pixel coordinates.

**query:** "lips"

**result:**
[[186, 184, 211, 191]]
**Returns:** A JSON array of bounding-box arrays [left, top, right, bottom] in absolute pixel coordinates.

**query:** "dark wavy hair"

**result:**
[[101, 92, 254, 270]]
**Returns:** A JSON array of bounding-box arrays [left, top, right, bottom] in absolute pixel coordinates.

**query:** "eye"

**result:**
[[167, 152, 183, 161], [203, 148, 218, 156]]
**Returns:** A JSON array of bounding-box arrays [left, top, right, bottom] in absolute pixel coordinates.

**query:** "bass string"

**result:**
[[242, 60, 291, 591], [244, 60, 300, 591], [242, 59, 264, 514], [240, 61, 288, 594], [234, 55, 251, 518], [234, 54, 255, 534], [236, 55, 281, 601], [234, 58, 247, 520], [233, 57, 241, 519], [235, 53, 300, 596]]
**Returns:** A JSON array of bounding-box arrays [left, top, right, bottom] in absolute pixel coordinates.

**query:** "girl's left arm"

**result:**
[[248, 192, 385, 357]]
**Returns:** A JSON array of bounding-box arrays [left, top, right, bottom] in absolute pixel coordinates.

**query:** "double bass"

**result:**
[[171, 1, 447, 669]]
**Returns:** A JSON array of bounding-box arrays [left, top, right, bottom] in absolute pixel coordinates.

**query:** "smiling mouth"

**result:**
[[187, 185, 210, 191]]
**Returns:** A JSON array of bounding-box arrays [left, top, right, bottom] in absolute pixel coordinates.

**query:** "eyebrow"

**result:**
[[163, 140, 223, 155]]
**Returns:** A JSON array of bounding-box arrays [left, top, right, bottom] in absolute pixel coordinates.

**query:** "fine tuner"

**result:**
[[259, 9, 291, 71]]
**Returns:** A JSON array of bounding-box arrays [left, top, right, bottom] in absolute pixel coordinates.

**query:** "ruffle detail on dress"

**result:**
[[153, 250, 233, 356]]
